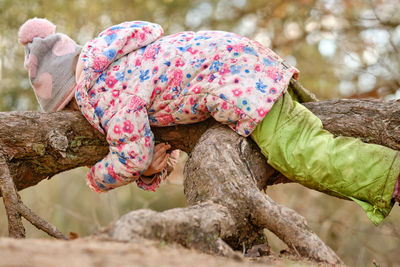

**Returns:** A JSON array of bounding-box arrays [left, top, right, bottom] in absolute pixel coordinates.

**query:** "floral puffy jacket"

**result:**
[[75, 21, 299, 193]]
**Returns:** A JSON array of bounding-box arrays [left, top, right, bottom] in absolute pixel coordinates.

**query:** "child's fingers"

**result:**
[[155, 143, 171, 151], [161, 154, 169, 168], [154, 143, 171, 158], [151, 143, 171, 170], [154, 143, 168, 152], [153, 152, 166, 164], [155, 154, 169, 172], [154, 143, 165, 151], [153, 151, 169, 167], [152, 153, 169, 172], [153, 143, 167, 158]]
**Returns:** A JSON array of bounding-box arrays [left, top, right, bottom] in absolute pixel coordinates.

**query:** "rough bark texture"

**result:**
[[105, 125, 343, 264], [2, 97, 400, 264], [0, 150, 67, 239], [104, 202, 240, 258], [2, 99, 400, 193], [303, 99, 400, 151], [184, 126, 339, 262], [0, 153, 25, 238], [0, 111, 108, 192]]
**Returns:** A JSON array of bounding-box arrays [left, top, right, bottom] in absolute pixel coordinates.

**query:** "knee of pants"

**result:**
[[251, 92, 323, 157]]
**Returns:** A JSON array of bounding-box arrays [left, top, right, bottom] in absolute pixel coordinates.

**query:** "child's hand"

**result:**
[[142, 143, 171, 177]]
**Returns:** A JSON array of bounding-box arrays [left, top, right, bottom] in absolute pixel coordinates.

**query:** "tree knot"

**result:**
[[47, 130, 68, 158]]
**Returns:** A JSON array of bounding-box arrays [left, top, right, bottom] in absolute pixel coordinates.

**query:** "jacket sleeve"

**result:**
[[86, 95, 160, 192], [82, 21, 164, 87]]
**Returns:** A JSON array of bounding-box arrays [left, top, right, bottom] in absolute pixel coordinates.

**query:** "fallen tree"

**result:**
[[2, 81, 400, 265]]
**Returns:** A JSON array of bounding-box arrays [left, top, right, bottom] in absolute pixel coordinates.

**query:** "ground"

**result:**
[[0, 237, 315, 267]]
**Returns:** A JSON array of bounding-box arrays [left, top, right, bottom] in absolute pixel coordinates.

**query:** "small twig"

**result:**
[[291, 243, 301, 257], [0, 152, 67, 240], [18, 202, 68, 240], [0, 153, 25, 238], [289, 79, 318, 103]]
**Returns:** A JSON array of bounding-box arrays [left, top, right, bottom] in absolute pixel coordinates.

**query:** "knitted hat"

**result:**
[[18, 18, 82, 112]]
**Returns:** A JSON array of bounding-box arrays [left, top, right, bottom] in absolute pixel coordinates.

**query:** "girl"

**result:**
[[18, 18, 399, 225]]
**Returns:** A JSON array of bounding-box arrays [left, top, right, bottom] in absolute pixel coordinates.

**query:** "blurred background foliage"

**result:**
[[0, 0, 399, 266]]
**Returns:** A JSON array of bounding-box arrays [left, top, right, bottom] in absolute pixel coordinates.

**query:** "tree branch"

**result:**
[[0, 153, 25, 238], [1, 86, 399, 264], [1, 97, 400, 193]]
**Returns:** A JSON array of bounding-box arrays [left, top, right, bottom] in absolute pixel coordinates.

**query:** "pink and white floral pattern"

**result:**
[[76, 21, 299, 192]]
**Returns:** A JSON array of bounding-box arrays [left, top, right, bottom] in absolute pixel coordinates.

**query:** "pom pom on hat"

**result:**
[[18, 18, 56, 46]]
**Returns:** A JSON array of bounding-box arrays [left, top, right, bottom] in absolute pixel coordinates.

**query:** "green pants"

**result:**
[[251, 92, 400, 225]]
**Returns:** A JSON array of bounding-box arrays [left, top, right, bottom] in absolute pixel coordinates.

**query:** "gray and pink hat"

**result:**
[[18, 18, 82, 112]]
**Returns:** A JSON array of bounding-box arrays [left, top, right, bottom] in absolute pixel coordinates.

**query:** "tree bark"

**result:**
[[2, 98, 400, 192], [2, 97, 400, 264], [104, 125, 343, 264], [303, 99, 400, 151], [0, 153, 25, 238]]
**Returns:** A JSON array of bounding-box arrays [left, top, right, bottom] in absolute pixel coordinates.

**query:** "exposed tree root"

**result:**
[[103, 202, 240, 258], [2, 81, 400, 264], [102, 125, 343, 265]]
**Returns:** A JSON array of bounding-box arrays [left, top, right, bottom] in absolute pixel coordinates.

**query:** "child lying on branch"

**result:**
[[19, 18, 400, 225]]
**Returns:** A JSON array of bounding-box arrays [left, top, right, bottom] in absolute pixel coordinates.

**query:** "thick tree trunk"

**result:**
[[104, 125, 343, 264], [2, 97, 400, 264]]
